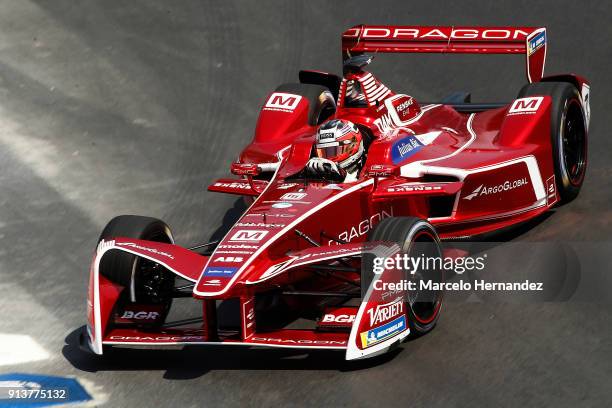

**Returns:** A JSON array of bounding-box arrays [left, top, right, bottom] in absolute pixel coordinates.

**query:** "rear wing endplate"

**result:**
[[342, 25, 546, 83]]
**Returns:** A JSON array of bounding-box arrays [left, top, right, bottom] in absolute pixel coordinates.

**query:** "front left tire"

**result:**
[[98, 215, 175, 328]]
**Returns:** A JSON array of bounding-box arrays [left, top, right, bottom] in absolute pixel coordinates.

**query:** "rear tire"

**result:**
[[274, 83, 336, 126], [518, 82, 588, 203], [98, 215, 175, 328], [363, 217, 444, 335]]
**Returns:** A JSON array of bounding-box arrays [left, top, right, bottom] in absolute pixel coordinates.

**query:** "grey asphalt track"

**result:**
[[0, 1, 611, 407]]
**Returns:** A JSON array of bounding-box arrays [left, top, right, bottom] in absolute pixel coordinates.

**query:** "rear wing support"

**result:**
[[342, 25, 547, 83]]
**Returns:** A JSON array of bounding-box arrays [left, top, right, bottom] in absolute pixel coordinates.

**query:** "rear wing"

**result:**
[[342, 25, 547, 83]]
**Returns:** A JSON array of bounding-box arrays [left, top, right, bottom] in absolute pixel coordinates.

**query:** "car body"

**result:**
[[84, 25, 590, 360]]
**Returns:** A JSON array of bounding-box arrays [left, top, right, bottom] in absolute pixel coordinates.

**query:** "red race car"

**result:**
[[83, 25, 590, 360]]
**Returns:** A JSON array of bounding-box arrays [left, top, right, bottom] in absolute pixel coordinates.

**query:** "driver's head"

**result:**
[[315, 119, 364, 169]]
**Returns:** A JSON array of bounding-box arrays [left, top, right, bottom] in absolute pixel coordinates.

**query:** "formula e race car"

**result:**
[[83, 25, 590, 360]]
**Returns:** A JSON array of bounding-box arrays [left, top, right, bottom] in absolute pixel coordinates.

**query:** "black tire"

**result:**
[[518, 82, 588, 203], [98, 215, 174, 286], [363, 217, 444, 335], [274, 83, 336, 126], [98, 215, 175, 327]]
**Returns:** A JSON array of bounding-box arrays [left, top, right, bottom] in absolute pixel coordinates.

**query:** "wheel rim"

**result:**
[[560, 99, 587, 186], [405, 229, 444, 325], [130, 230, 174, 304]]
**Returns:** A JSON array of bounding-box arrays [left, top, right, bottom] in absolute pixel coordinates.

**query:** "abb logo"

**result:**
[[229, 229, 269, 242], [509, 97, 543, 115], [264, 92, 302, 112], [215, 256, 243, 263]]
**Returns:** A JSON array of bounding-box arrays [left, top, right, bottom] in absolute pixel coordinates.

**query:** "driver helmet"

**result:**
[[314, 119, 364, 169]]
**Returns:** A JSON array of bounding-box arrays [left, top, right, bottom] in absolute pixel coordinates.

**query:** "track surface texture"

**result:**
[[1, 1, 611, 407]]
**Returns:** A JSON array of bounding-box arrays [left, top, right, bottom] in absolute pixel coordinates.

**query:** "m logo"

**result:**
[[280, 192, 307, 200], [264, 92, 302, 112], [229, 230, 269, 242], [509, 97, 543, 114]]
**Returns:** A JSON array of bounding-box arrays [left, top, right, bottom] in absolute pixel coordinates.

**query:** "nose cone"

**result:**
[[192, 182, 342, 297]]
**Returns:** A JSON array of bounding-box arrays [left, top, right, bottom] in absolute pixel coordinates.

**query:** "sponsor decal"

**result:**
[[334, 208, 394, 244], [116, 310, 160, 323], [373, 112, 394, 134], [202, 279, 222, 286], [218, 244, 258, 249], [367, 164, 394, 177], [395, 97, 414, 118], [115, 242, 174, 259], [581, 83, 591, 127], [229, 229, 269, 242], [391, 135, 424, 164], [278, 182, 298, 190], [109, 335, 205, 341], [203, 266, 238, 277], [344, 27, 532, 41], [546, 175, 557, 206], [463, 178, 529, 200], [367, 299, 404, 326], [381, 288, 403, 302], [213, 181, 250, 189], [280, 192, 307, 201], [250, 337, 347, 346], [215, 256, 243, 263], [245, 213, 295, 218], [260, 259, 296, 280], [360, 315, 407, 348], [300, 247, 362, 259], [389, 95, 419, 123], [96, 239, 115, 254], [323, 184, 343, 190], [259, 246, 365, 280], [235, 222, 284, 228], [120, 311, 159, 320], [243, 297, 256, 338], [214, 250, 253, 255], [231, 163, 260, 176], [508, 97, 543, 115], [318, 131, 336, 140], [272, 202, 293, 209], [528, 30, 546, 56], [387, 183, 443, 193], [264, 92, 302, 112], [321, 314, 356, 324]]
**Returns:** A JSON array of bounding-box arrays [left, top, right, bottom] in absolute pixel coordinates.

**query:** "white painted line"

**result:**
[[0, 334, 49, 366]]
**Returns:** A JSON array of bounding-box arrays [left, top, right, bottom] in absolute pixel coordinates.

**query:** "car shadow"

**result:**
[[442, 210, 582, 302], [205, 197, 248, 245]]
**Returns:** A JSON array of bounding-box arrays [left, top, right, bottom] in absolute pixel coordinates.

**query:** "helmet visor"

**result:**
[[315, 137, 357, 160]]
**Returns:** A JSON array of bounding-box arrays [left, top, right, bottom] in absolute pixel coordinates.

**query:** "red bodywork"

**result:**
[[86, 25, 590, 360]]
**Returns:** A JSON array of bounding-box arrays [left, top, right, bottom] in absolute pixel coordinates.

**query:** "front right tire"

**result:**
[[363, 217, 444, 336]]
